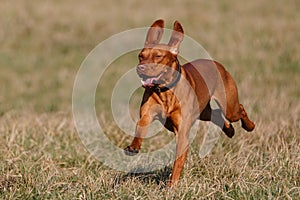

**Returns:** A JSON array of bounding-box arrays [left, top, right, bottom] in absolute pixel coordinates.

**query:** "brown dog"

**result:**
[[124, 19, 255, 187]]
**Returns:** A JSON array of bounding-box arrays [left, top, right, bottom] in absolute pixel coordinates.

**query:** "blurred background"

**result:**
[[1, 0, 298, 115]]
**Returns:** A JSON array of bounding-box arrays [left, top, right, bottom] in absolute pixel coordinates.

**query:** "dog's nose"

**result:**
[[137, 65, 147, 75], [137, 64, 146, 71]]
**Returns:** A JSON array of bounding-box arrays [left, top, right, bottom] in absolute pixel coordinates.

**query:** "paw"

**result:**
[[124, 146, 139, 156], [223, 124, 235, 138], [242, 120, 255, 132]]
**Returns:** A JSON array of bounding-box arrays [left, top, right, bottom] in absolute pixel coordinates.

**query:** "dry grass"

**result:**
[[0, 0, 299, 199]]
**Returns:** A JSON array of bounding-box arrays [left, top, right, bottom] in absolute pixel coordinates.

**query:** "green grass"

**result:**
[[0, 0, 299, 199]]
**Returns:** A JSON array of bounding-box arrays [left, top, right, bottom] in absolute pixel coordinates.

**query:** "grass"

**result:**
[[0, 0, 299, 199]]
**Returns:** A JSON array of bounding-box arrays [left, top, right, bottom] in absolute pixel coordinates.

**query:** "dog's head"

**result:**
[[137, 19, 184, 88]]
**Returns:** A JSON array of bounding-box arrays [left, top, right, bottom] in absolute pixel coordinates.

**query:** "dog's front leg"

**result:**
[[124, 103, 161, 156], [168, 122, 192, 187], [124, 116, 152, 155]]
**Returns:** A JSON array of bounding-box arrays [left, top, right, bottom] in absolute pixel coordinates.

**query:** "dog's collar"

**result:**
[[153, 61, 181, 93]]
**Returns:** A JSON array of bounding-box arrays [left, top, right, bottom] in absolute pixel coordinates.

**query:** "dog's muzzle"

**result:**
[[137, 64, 163, 87]]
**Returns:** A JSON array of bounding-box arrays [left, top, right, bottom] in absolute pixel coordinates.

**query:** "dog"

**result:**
[[124, 19, 255, 187]]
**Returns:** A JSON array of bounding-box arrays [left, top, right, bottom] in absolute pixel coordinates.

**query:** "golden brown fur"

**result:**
[[124, 19, 255, 187]]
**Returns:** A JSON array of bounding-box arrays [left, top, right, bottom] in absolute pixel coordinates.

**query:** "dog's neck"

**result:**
[[153, 59, 181, 93]]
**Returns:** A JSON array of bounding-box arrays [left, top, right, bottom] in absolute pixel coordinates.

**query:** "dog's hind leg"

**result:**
[[211, 60, 255, 133], [239, 104, 255, 131], [200, 103, 235, 138], [224, 102, 255, 132]]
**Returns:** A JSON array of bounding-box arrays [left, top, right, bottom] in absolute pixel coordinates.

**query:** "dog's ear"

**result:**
[[145, 19, 164, 46], [168, 21, 184, 55]]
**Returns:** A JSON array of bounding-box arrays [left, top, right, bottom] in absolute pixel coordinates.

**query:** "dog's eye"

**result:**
[[155, 54, 163, 58]]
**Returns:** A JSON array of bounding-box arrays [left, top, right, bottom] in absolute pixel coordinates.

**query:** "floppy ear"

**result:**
[[145, 19, 164, 46], [168, 21, 184, 55]]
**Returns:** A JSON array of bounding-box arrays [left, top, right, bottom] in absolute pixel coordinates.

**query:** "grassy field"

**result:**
[[0, 0, 299, 199]]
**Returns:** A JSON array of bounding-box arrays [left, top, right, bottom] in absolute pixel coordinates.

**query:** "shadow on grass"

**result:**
[[113, 166, 173, 188]]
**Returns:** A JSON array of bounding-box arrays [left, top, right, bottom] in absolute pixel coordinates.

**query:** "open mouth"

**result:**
[[141, 73, 163, 87]]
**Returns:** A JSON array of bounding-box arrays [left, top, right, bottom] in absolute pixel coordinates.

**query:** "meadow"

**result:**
[[0, 0, 299, 199]]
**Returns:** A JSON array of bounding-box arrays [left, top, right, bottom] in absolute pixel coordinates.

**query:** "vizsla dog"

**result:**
[[124, 19, 255, 187]]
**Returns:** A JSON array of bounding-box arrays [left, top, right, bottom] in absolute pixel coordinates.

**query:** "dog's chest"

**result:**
[[155, 91, 181, 118]]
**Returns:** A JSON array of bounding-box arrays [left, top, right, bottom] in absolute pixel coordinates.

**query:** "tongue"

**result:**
[[141, 78, 154, 87], [141, 74, 163, 87]]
